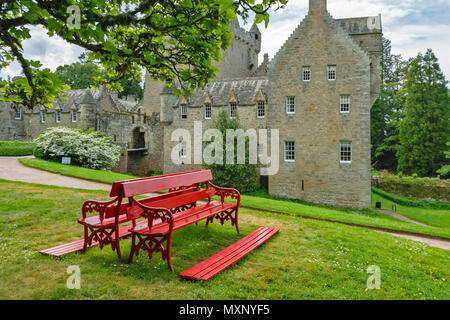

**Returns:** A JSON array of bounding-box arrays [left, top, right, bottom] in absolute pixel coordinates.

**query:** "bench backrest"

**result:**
[[105, 187, 195, 219], [126, 187, 216, 220], [109, 170, 207, 197], [120, 170, 213, 198]]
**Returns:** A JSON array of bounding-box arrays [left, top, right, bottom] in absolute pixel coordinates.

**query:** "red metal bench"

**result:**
[[123, 170, 241, 272], [78, 171, 213, 259]]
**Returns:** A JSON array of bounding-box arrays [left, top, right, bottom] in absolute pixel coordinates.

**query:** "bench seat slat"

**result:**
[[179, 227, 279, 281], [131, 201, 237, 237]]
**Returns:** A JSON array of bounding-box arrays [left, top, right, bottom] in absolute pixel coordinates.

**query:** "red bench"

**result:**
[[78, 171, 217, 259], [123, 170, 241, 272]]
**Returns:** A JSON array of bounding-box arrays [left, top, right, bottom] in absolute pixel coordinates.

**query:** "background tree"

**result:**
[[55, 59, 103, 90], [371, 38, 407, 171], [0, 0, 287, 108], [55, 53, 144, 100], [397, 49, 450, 177], [205, 110, 258, 194], [437, 141, 450, 178]]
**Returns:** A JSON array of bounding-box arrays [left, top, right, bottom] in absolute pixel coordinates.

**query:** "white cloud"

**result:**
[[255, 0, 450, 80], [1, 26, 83, 79]]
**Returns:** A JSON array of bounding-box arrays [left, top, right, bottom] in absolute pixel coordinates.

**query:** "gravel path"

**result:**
[[379, 209, 429, 227], [0, 156, 110, 191]]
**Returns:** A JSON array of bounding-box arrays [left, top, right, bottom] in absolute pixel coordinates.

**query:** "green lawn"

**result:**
[[0, 180, 448, 300], [372, 192, 450, 228], [18, 157, 450, 239], [0, 141, 36, 156]]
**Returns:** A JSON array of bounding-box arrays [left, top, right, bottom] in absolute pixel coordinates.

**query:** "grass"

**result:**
[[18, 157, 450, 239], [372, 192, 450, 229], [0, 179, 449, 300], [0, 141, 36, 156]]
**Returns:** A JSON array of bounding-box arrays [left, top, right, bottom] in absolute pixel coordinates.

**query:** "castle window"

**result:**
[[340, 141, 352, 163], [286, 96, 295, 114], [14, 107, 22, 120], [284, 141, 295, 162], [257, 101, 265, 118], [340, 95, 351, 113], [205, 103, 212, 120], [230, 103, 237, 118], [303, 67, 311, 82], [258, 144, 264, 158], [71, 110, 77, 122], [179, 141, 187, 158], [55, 110, 61, 123], [40, 111, 46, 123], [328, 65, 336, 81], [180, 105, 188, 120]]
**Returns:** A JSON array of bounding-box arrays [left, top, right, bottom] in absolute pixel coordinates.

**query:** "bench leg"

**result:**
[[115, 226, 122, 260], [166, 233, 174, 273], [127, 234, 136, 264], [82, 226, 89, 252], [128, 234, 174, 272]]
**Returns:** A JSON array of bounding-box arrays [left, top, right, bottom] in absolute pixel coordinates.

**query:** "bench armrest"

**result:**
[[81, 198, 119, 222], [131, 199, 174, 228], [206, 181, 241, 204]]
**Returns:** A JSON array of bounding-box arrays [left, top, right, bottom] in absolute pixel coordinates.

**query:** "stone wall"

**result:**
[[267, 9, 373, 209]]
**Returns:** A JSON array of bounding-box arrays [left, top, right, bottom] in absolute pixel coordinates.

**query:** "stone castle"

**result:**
[[0, 0, 382, 209]]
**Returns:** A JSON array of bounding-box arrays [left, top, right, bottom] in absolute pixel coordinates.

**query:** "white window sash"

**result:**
[[284, 142, 295, 162], [286, 97, 295, 114]]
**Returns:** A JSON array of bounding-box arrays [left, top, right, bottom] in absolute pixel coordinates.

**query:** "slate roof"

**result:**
[[175, 77, 268, 107]]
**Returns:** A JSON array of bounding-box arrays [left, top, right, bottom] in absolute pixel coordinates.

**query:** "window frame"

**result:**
[[179, 141, 187, 159], [204, 103, 212, 120], [284, 141, 296, 162], [257, 101, 265, 119], [40, 110, 46, 123], [285, 96, 296, 115], [303, 66, 311, 82], [71, 110, 77, 123], [340, 141, 352, 164], [14, 107, 22, 120], [328, 65, 337, 81], [180, 105, 188, 120], [230, 102, 237, 119], [339, 95, 351, 114], [55, 110, 61, 123]]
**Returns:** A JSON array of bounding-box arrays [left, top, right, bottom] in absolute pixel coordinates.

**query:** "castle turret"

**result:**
[[249, 23, 262, 54], [159, 86, 177, 124]]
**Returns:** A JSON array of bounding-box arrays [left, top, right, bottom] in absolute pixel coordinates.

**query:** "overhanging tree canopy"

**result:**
[[0, 0, 287, 108]]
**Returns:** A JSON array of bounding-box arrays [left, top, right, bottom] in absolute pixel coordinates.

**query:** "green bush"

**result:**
[[34, 127, 121, 170], [0, 141, 36, 156]]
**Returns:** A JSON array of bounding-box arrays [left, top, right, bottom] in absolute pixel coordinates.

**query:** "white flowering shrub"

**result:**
[[34, 127, 121, 170]]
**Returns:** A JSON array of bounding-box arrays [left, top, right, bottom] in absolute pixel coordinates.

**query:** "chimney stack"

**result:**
[[309, 0, 327, 13]]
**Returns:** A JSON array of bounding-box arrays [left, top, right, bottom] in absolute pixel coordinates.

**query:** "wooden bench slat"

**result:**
[[39, 221, 148, 257], [198, 228, 279, 281], [179, 227, 270, 279], [132, 201, 236, 236], [192, 227, 275, 280], [120, 170, 213, 197], [179, 227, 279, 281]]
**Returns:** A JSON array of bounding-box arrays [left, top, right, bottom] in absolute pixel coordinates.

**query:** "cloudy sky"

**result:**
[[1, 0, 450, 80]]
